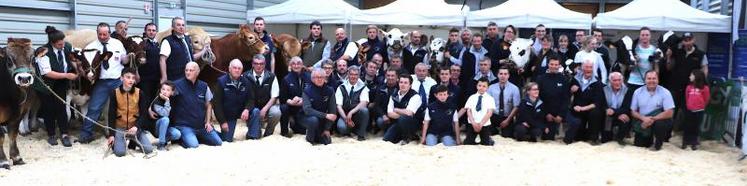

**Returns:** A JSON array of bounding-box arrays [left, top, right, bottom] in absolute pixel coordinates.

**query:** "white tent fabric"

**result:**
[[466, 0, 592, 29], [351, 0, 467, 26], [594, 0, 730, 33], [246, 0, 360, 24]]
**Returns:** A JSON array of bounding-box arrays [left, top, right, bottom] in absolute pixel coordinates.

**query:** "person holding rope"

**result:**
[[36, 26, 77, 147], [107, 68, 153, 157], [78, 22, 128, 144], [627, 27, 658, 90]]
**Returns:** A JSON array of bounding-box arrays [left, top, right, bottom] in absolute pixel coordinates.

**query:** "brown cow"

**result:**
[[196, 25, 266, 86], [272, 33, 301, 80], [0, 38, 37, 169]]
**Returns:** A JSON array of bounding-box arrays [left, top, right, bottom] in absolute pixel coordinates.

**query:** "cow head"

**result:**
[[69, 48, 112, 84], [429, 37, 447, 62], [354, 38, 369, 63], [608, 35, 635, 65], [4, 38, 35, 87], [272, 34, 302, 60], [508, 38, 533, 68], [657, 31, 681, 54], [381, 28, 405, 52], [114, 35, 146, 66], [238, 24, 266, 57]]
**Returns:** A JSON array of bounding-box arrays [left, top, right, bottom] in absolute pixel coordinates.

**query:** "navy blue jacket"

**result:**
[[212, 74, 253, 123], [171, 78, 209, 128]]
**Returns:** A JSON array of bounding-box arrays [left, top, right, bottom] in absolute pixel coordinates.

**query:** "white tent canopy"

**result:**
[[351, 0, 467, 26], [594, 0, 730, 33], [467, 0, 592, 29], [246, 0, 360, 24]]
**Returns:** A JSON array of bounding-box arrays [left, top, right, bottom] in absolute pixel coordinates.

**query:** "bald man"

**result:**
[[212, 59, 254, 142], [330, 28, 360, 66], [171, 62, 222, 148], [402, 30, 429, 73]]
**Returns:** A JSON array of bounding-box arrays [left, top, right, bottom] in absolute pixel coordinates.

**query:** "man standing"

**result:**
[[630, 71, 674, 151], [666, 32, 709, 124], [402, 30, 429, 73], [335, 66, 370, 141], [363, 25, 388, 63], [170, 62, 222, 148], [111, 20, 128, 40], [483, 22, 501, 65], [244, 54, 282, 139], [532, 24, 547, 55], [573, 30, 586, 52], [301, 21, 332, 68], [78, 22, 129, 143], [139, 23, 162, 134], [330, 28, 359, 67], [488, 67, 521, 138], [302, 69, 337, 145], [459, 34, 487, 96], [592, 29, 611, 71], [159, 17, 206, 82], [254, 17, 276, 72], [628, 27, 658, 90]]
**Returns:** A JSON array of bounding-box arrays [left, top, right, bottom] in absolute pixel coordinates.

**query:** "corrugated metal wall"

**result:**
[[76, 0, 154, 34], [0, 0, 71, 47], [253, 0, 359, 9], [186, 0, 247, 37]]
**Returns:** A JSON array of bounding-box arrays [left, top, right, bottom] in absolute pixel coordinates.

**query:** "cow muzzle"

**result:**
[[14, 72, 33, 87]]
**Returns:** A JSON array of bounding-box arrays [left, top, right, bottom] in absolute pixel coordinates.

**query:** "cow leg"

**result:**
[[0, 128, 8, 169], [18, 112, 30, 136], [8, 119, 23, 166]]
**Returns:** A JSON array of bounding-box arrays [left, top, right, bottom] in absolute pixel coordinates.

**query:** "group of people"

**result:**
[[33, 16, 712, 157]]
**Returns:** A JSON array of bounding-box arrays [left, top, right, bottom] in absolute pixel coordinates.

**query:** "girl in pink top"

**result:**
[[682, 69, 709, 150]]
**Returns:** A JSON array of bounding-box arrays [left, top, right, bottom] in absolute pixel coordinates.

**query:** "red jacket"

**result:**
[[685, 84, 710, 111]]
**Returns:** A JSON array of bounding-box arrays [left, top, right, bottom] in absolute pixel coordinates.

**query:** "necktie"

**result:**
[[499, 85, 505, 116], [181, 37, 192, 60], [101, 42, 109, 69], [57, 49, 65, 71], [255, 75, 262, 86], [476, 95, 483, 112], [418, 79, 427, 104]]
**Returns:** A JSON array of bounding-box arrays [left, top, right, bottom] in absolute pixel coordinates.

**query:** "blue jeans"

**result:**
[[247, 106, 281, 139], [156, 117, 181, 146], [174, 126, 222, 148], [219, 119, 239, 142], [303, 116, 332, 145], [80, 79, 121, 140], [113, 129, 153, 157], [336, 108, 370, 138], [425, 134, 457, 146]]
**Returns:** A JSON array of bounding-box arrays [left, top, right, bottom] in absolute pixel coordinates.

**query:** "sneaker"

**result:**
[[47, 136, 58, 146], [61, 136, 72, 147], [281, 132, 293, 138]]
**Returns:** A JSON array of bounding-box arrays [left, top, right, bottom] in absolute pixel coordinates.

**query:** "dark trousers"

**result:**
[[137, 79, 159, 133], [302, 116, 332, 145], [542, 122, 560, 140], [280, 104, 306, 134], [563, 113, 582, 144], [491, 115, 515, 138], [513, 123, 541, 142], [464, 124, 493, 145], [682, 110, 704, 146], [634, 119, 673, 149], [41, 93, 69, 137], [601, 117, 632, 143], [572, 109, 604, 142], [383, 115, 418, 143]]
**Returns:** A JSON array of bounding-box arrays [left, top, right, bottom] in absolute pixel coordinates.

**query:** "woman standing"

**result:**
[[36, 26, 78, 147]]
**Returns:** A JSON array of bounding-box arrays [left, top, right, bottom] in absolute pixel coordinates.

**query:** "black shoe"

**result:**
[[281, 132, 292, 138], [691, 145, 698, 151], [357, 136, 366, 141], [157, 144, 167, 151], [616, 139, 626, 146], [399, 138, 410, 145], [681, 144, 687, 150], [47, 137, 58, 146], [61, 136, 72, 147], [590, 140, 601, 146], [75, 137, 94, 144], [321, 135, 331, 145], [654, 146, 662, 151]]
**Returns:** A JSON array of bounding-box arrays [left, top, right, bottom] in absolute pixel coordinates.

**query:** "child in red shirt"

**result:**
[[682, 69, 709, 150]]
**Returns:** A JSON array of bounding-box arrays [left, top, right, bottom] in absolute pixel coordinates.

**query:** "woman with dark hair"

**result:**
[[36, 26, 78, 147], [682, 69, 709, 150]]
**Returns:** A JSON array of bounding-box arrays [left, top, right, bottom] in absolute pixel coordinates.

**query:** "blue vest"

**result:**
[[162, 34, 193, 81], [304, 84, 335, 114], [172, 78, 208, 128], [427, 101, 456, 136], [282, 71, 310, 102], [140, 38, 161, 81], [364, 37, 388, 62], [331, 38, 359, 66], [217, 74, 251, 119]]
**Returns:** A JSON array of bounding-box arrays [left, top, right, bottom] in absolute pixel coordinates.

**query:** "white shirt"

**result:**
[[410, 75, 437, 103], [36, 47, 68, 75], [387, 90, 422, 114], [465, 92, 496, 126], [159, 35, 191, 57], [335, 79, 370, 106], [84, 38, 125, 79], [573, 50, 608, 84], [252, 71, 280, 98], [341, 41, 358, 60]]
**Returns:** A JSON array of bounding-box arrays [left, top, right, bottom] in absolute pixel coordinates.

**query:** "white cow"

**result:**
[[508, 38, 534, 68], [380, 28, 407, 58], [428, 37, 447, 63]]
